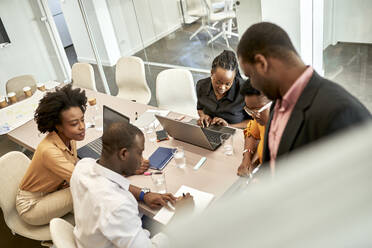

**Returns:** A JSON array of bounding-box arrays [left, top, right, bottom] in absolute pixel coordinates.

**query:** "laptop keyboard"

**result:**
[[202, 128, 222, 144], [87, 138, 102, 154]]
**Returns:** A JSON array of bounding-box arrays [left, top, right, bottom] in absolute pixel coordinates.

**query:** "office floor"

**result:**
[[1, 21, 372, 246], [323, 42, 372, 111]]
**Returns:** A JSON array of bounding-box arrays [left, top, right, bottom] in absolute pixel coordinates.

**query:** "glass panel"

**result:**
[[105, 0, 242, 106], [323, 0, 372, 112], [130, 0, 240, 69], [0, 0, 67, 98]]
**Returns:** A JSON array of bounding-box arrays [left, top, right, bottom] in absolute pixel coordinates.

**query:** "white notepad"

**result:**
[[153, 185, 214, 225]]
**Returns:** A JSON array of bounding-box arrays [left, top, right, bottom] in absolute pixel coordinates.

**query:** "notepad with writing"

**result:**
[[153, 185, 215, 225], [149, 147, 176, 170]]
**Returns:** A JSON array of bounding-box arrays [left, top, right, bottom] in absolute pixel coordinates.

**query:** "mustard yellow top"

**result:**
[[244, 119, 266, 164], [19, 131, 78, 193]]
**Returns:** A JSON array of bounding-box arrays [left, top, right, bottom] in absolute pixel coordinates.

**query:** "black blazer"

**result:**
[[262, 71, 371, 163]]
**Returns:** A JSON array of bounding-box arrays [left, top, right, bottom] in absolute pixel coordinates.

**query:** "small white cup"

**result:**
[[23, 86, 32, 97], [7, 92, 17, 104], [0, 96, 8, 108], [36, 82, 46, 91]]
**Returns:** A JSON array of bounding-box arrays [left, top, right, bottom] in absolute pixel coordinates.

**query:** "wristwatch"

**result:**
[[139, 187, 151, 202], [243, 149, 254, 156]]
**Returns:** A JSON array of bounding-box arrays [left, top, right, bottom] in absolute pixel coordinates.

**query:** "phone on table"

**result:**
[[156, 129, 169, 142]]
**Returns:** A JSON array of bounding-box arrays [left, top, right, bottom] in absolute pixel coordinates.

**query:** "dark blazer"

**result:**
[[262, 71, 371, 163]]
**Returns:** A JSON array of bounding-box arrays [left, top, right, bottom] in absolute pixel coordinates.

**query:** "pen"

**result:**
[[135, 112, 138, 121], [143, 171, 162, 176]]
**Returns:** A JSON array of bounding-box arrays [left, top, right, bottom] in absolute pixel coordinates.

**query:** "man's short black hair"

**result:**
[[101, 122, 143, 156], [240, 79, 261, 96], [211, 50, 238, 72], [237, 22, 298, 63], [34, 84, 87, 133]]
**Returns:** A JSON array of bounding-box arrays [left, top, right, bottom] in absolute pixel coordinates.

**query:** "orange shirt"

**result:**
[[19, 131, 78, 193], [244, 119, 266, 164]]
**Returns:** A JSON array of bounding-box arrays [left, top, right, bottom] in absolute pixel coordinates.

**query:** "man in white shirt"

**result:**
[[70, 122, 193, 248]]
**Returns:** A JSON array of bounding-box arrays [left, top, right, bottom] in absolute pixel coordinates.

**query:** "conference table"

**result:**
[[6, 88, 244, 219]]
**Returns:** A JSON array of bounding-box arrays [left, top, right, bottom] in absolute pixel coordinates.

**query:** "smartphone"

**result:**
[[156, 129, 169, 142]]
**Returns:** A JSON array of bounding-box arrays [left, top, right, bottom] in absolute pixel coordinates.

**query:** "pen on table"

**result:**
[[135, 112, 138, 121], [143, 171, 162, 176]]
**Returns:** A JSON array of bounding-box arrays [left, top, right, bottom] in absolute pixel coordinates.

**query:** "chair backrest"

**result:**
[[0, 152, 30, 221], [156, 69, 197, 110], [50, 218, 77, 248], [116, 56, 149, 90], [71, 63, 97, 91], [115, 56, 151, 104], [6, 75, 37, 98]]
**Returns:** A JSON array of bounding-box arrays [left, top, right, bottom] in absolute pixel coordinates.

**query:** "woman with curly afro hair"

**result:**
[[16, 84, 87, 225]]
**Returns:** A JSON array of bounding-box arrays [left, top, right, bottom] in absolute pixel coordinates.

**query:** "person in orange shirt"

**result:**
[[16, 84, 172, 226], [237, 80, 271, 177]]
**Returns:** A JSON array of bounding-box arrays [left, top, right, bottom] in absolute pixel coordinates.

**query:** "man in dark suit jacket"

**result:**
[[237, 22, 371, 171]]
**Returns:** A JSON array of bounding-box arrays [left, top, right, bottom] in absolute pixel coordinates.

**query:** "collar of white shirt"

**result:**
[[93, 161, 130, 191]]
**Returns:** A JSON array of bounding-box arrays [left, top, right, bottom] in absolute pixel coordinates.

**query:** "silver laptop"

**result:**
[[155, 115, 235, 151], [77, 106, 130, 159]]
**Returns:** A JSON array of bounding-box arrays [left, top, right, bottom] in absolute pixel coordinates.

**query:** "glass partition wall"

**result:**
[[3, 0, 370, 110], [80, 0, 241, 106]]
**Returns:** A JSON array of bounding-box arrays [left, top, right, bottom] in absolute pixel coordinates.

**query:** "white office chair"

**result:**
[[6, 74, 37, 98], [115, 56, 151, 104], [204, 0, 238, 47], [211, 0, 226, 10], [50, 218, 77, 248], [0, 151, 74, 246], [71, 63, 97, 91], [156, 69, 198, 117], [187, 0, 214, 40]]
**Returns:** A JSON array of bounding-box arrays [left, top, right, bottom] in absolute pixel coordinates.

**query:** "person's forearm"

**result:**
[[230, 119, 250, 129], [242, 136, 259, 165], [129, 185, 141, 200], [198, 110, 205, 117]]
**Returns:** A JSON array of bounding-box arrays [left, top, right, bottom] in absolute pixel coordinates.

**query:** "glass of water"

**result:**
[[220, 133, 233, 156], [151, 172, 167, 193], [172, 146, 186, 168], [145, 123, 156, 142]]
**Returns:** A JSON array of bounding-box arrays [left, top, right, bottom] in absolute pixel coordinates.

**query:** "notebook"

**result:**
[[149, 147, 176, 170], [153, 185, 215, 225]]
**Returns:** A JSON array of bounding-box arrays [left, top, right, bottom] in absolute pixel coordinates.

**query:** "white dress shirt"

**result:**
[[70, 158, 169, 248]]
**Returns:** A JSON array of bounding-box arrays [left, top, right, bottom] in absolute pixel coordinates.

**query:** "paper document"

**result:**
[[0, 90, 46, 135], [153, 185, 214, 225], [133, 109, 169, 128]]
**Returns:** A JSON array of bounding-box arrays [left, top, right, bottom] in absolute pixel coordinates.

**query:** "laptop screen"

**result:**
[[103, 106, 130, 131]]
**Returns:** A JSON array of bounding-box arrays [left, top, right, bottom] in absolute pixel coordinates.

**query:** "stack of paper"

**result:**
[[153, 185, 214, 225], [0, 90, 45, 135], [133, 109, 169, 128]]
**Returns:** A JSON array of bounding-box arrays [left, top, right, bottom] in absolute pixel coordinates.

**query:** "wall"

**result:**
[[261, 0, 301, 53], [323, 0, 334, 49], [60, 0, 181, 65], [236, 0, 262, 38], [108, 0, 182, 57], [333, 0, 372, 44], [0, 0, 64, 96]]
